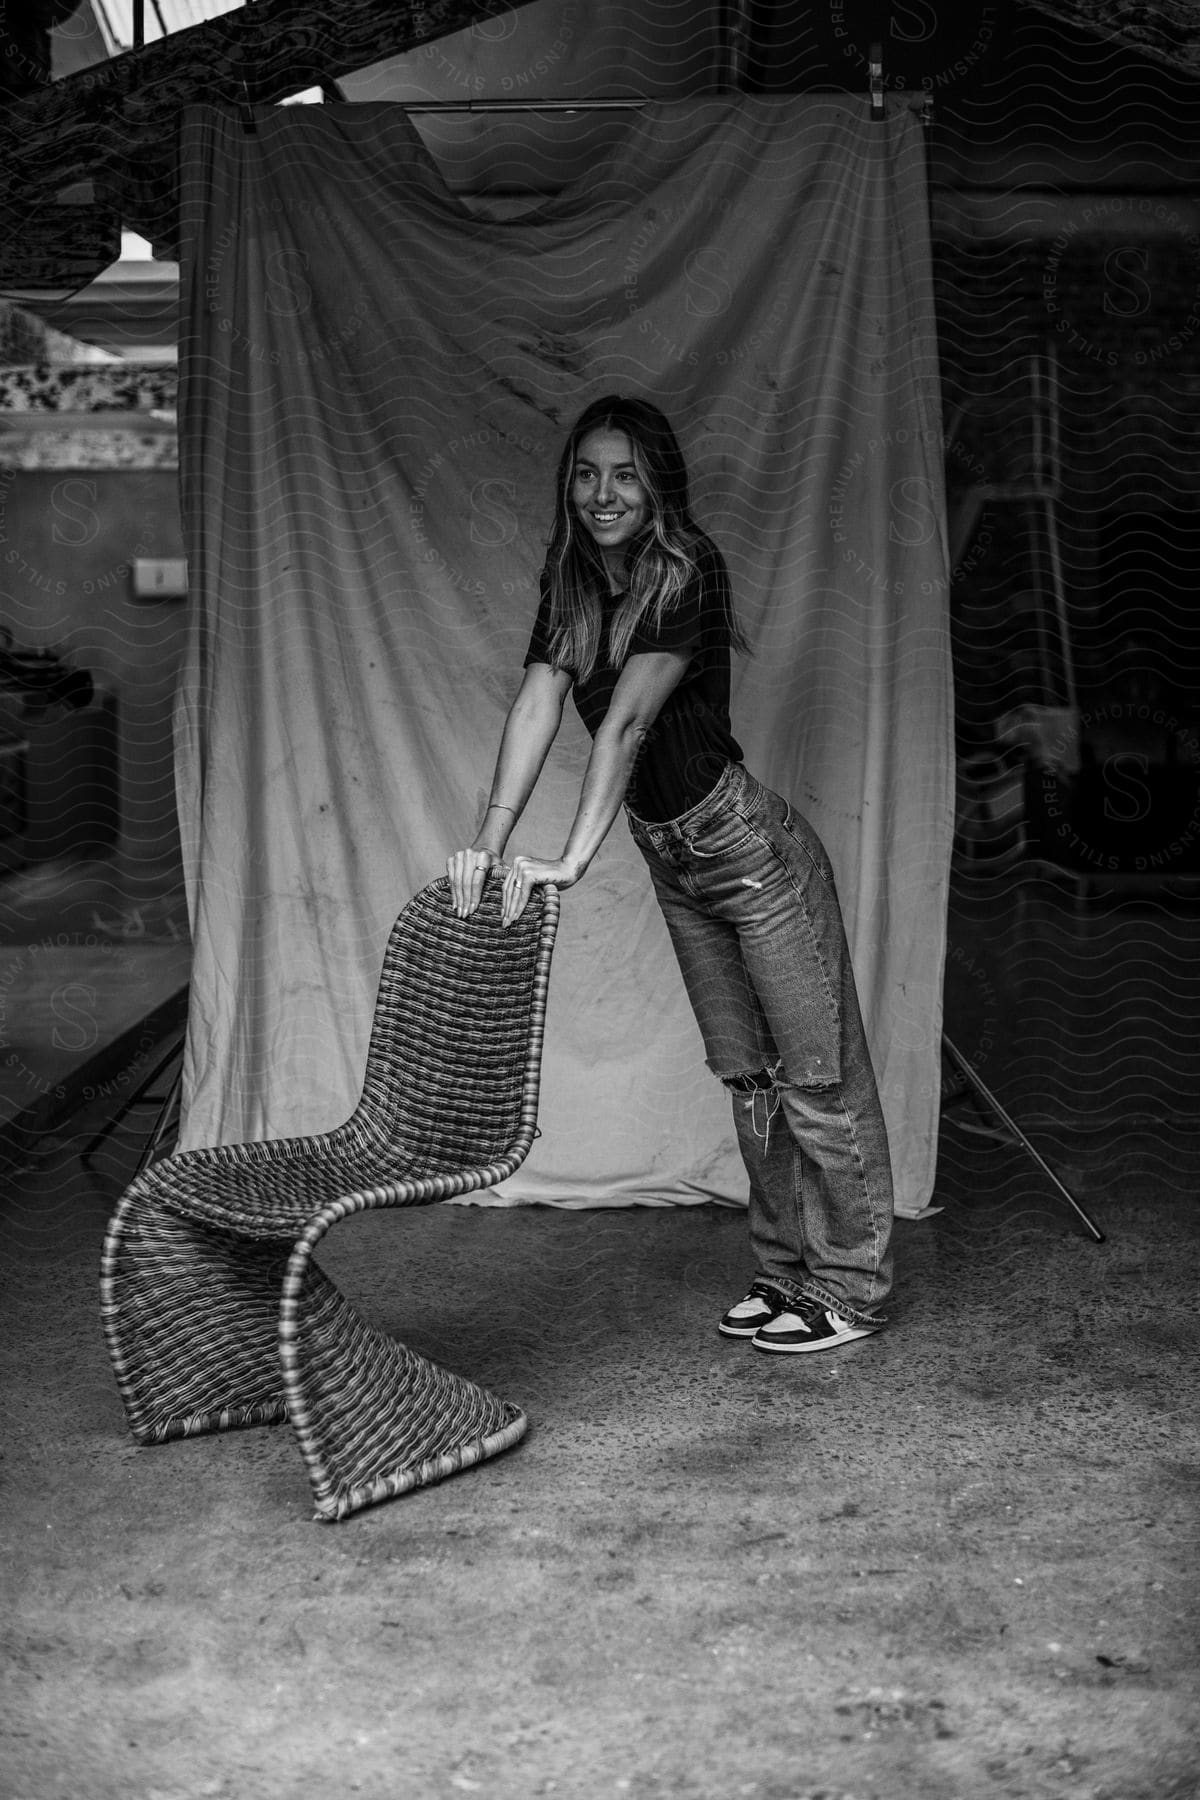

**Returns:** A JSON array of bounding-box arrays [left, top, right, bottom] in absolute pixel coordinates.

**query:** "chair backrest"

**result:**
[[351, 875, 558, 1177]]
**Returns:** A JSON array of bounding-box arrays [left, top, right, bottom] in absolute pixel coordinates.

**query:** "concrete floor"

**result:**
[[2, 867, 1199, 1799]]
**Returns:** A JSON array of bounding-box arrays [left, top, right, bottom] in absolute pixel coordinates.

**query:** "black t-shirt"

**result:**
[[523, 536, 744, 823]]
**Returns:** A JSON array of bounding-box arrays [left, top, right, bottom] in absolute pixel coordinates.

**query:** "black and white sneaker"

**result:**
[[718, 1282, 790, 1338], [752, 1301, 881, 1355]]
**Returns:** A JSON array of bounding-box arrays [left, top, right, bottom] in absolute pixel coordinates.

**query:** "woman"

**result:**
[[448, 395, 894, 1354]]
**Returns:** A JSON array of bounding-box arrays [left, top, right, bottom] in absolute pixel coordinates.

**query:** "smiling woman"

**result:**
[[538, 395, 749, 685], [446, 394, 897, 1356], [572, 429, 648, 563], [448, 394, 749, 899]]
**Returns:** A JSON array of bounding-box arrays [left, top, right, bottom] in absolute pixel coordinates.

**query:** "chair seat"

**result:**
[[142, 1129, 508, 1239]]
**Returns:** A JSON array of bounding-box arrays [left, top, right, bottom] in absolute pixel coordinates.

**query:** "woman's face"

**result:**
[[571, 428, 650, 569]]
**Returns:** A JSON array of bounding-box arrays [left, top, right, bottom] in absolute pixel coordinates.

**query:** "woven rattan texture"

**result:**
[[287, 1281, 523, 1519], [100, 1208, 291, 1441], [121, 880, 549, 1238], [100, 876, 558, 1519]]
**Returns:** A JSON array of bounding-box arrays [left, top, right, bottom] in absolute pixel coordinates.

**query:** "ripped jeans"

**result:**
[[626, 760, 894, 1325]]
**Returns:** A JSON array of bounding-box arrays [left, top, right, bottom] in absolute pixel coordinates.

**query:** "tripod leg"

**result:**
[[942, 1034, 1106, 1243], [78, 1031, 186, 1169], [133, 1061, 184, 1178]]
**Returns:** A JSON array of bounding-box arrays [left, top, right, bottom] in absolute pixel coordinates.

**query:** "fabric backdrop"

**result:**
[[175, 95, 953, 1217]]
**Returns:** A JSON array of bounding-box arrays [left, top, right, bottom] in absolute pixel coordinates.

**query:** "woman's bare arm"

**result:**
[[448, 661, 572, 915], [499, 647, 692, 924]]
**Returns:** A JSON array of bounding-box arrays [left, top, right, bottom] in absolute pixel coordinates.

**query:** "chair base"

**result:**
[[281, 1244, 528, 1519], [102, 1192, 528, 1518], [101, 1199, 293, 1442], [308, 1401, 528, 1523]]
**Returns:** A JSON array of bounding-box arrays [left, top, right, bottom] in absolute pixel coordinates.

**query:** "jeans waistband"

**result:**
[[625, 760, 755, 853]]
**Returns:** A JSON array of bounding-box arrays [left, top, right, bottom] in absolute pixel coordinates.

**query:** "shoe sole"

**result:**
[[752, 1324, 879, 1355]]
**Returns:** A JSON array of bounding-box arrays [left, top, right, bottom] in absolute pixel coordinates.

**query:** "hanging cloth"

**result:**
[[175, 95, 953, 1217]]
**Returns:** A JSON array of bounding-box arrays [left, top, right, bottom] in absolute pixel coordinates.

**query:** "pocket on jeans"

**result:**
[[686, 813, 757, 859], [780, 801, 834, 884]]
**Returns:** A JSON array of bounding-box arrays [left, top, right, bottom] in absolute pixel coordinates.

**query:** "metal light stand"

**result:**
[[79, 1023, 186, 1178], [942, 1033, 1105, 1242]]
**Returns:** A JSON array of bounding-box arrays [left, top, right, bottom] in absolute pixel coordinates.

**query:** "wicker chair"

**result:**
[[100, 875, 559, 1522]]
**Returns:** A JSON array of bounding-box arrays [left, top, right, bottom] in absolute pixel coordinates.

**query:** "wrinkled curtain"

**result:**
[[176, 95, 953, 1217]]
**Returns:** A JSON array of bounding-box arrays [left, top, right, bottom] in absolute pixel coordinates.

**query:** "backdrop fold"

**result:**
[[175, 95, 953, 1217]]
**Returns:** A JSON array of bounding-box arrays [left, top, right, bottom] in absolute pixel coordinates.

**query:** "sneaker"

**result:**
[[752, 1301, 881, 1355], [718, 1282, 790, 1338]]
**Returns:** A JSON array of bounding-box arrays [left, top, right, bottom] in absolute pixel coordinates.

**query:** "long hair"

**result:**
[[542, 394, 750, 680]]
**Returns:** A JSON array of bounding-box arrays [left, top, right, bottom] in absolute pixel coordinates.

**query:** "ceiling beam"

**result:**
[[1024, 0, 1200, 78], [0, 0, 538, 282]]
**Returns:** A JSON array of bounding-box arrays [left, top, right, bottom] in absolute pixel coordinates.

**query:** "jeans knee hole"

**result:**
[[722, 1068, 776, 1094]]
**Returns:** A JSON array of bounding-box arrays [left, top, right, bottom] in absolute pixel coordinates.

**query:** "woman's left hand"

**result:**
[[502, 854, 580, 926]]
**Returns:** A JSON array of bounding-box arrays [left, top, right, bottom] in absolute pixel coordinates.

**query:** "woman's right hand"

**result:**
[[447, 846, 503, 918]]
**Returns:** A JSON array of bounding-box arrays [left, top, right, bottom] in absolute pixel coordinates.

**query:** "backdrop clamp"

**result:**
[[869, 42, 885, 120], [240, 77, 258, 137]]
